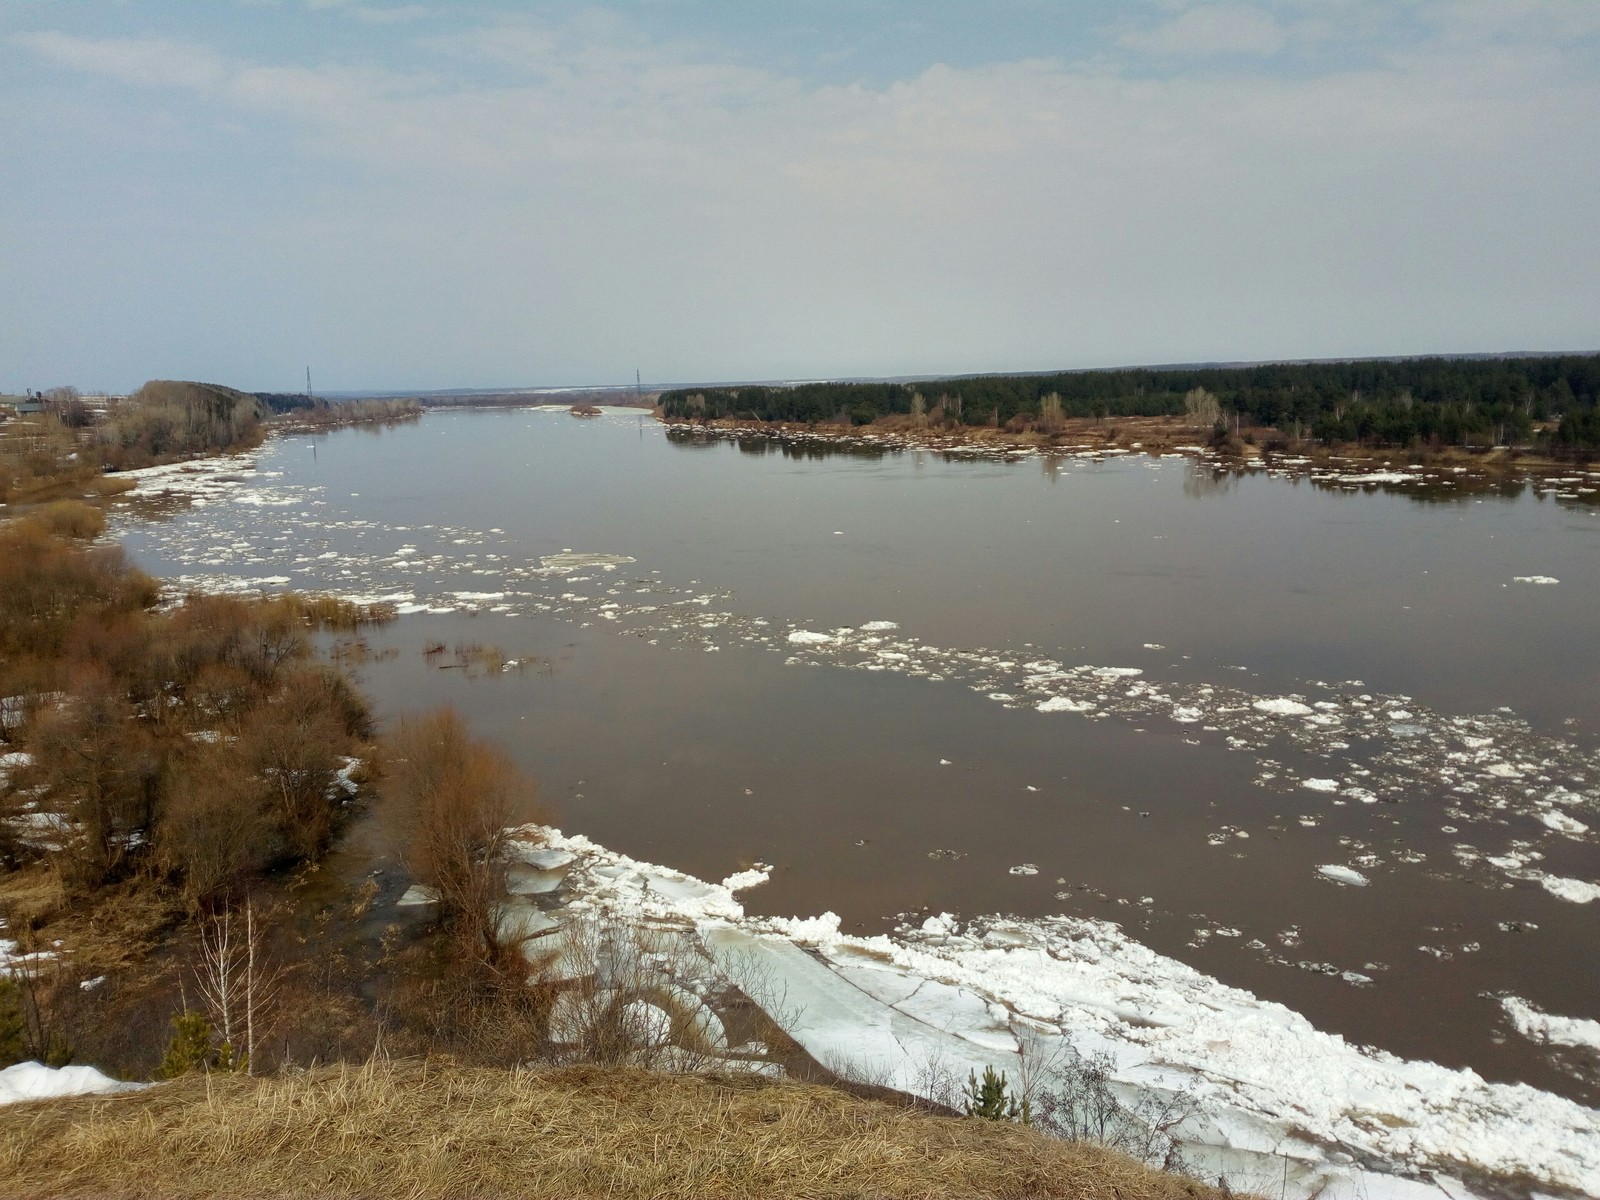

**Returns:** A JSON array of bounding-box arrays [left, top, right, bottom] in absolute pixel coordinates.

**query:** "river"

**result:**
[[112, 406, 1600, 1112]]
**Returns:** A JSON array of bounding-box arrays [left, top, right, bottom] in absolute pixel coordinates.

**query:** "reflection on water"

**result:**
[[1182, 466, 1238, 499], [112, 408, 1600, 1106]]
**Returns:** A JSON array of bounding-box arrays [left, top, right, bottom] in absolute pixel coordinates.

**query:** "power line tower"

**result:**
[[306, 366, 313, 403], [636, 367, 642, 402]]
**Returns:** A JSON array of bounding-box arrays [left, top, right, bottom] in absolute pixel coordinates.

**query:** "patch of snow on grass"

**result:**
[[0, 1062, 146, 1106]]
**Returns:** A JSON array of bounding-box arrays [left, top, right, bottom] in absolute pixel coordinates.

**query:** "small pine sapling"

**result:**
[[963, 1065, 1030, 1124]]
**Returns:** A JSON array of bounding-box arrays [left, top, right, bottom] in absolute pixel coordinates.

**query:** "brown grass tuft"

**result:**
[[0, 1058, 1225, 1199]]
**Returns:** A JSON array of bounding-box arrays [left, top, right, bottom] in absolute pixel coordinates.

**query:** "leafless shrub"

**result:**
[[384, 709, 535, 967], [25, 670, 156, 893], [533, 919, 728, 1072], [1031, 1047, 1199, 1173], [157, 745, 268, 911]]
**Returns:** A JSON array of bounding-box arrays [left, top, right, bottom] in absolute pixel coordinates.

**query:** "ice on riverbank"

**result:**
[[504, 823, 1600, 1199]]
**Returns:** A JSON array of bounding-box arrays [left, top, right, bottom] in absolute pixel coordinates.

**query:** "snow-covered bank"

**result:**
[[498, 824, 1600, 1200]]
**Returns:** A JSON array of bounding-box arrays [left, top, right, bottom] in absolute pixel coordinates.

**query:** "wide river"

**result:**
[[116, 407, 1600, 1107]]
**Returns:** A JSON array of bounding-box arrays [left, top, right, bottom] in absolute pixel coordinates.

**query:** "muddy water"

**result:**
[[112, 408, 1600, 1105]]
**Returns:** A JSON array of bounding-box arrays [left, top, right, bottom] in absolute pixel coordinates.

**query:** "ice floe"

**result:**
[[1317, 865, 1370, 887], [1535, 875, 1600, 904], [1253, 698, 1315, 717], [786, 630, 834, 645], [1502, 997, 1600, 1052]]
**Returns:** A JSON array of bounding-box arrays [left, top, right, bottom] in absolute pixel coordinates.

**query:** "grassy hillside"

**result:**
[[0, 1058, 1229, 1200]]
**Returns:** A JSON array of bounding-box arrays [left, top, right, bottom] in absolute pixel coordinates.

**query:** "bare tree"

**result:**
[[1039, 392, 1063, 433], [193, 899, 284, 1073], [1183, 387, 1221, 428]]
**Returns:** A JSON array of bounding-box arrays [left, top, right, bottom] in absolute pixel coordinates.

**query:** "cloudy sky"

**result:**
[[4, 2, 1598, 392]]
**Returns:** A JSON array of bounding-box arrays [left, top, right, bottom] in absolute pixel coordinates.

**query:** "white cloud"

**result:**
[[12, 31, 228, 90], [1119, 5, 1288, 58]]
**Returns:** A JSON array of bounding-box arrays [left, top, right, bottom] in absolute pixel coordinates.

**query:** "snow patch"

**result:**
[[0, 1062, 146, 1106]]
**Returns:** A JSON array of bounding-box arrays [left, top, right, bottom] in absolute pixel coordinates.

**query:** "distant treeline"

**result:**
[[254, 395, 422, 428], [417, 390, 655, 409], [660, 355, 1600, 449]]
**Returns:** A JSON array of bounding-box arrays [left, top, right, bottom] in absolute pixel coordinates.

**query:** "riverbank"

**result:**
[[661, 412, 1597, 488], [477, 823, 1600, 1200]]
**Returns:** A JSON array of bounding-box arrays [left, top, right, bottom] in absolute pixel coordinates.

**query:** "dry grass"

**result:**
[[0, 1058, 1223, 1200]]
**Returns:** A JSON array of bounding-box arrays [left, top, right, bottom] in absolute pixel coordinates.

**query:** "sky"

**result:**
[[3, 1, 1598, 393]]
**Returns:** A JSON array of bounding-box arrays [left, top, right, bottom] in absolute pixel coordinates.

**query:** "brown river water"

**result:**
[[112, 407, 1600, 1107]]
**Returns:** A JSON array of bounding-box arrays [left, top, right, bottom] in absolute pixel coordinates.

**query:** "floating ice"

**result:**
[[1540, 810, 1590, 835], [1254, 698, 1314, 716], [1502, 997, 1600, 1051], [1513, 576, 1560, 585], [859, 621, 899, 631], [786, 630, 833, 645], [1303, 778, 1340, 793], [1036, 696, 1093, 714], [539, 552, 636, 573], [1537, 875, 1600, 904], [1317, 865, 1370, 887], [1008, 864, 1039, 876]]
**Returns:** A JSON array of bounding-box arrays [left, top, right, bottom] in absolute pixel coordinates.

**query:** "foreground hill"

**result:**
[[0, 1059, 1226, 1200]]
